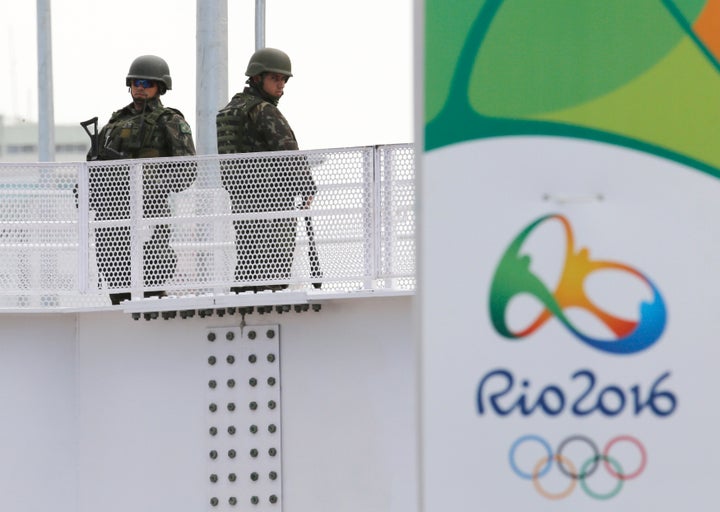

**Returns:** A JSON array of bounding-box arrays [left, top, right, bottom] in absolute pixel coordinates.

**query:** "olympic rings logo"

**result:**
[[509, 434, 647, 500]]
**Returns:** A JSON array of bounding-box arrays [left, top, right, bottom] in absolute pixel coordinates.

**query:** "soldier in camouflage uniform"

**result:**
[[88, 55, 196, 305], [216, 48, 316, 292]]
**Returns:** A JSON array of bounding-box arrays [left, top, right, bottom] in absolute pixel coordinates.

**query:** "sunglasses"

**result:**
[[132, 79, 156, 89]]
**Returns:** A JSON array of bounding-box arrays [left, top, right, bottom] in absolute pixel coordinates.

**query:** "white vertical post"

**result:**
[[196, 0, 228, 157], [36, 0, 55, 162], [77, 163, 90, 294], [255, 0, 266, 50], [196, 1, 229, 293], [129, 163, 144, 299]]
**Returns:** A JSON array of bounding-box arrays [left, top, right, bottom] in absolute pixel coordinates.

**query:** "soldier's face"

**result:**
[[131, 79, 159, 101], [261, 73, 289, 99]]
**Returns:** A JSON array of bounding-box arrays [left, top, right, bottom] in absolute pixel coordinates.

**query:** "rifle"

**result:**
[[81, 116, 126, 160], [81, 117, 99, 160], [305, 216, 322, 289], [73, 117, 100, 207]]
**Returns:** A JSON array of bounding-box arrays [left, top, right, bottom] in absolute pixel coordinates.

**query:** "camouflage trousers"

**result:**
[[233, 218, 297, 285], [94, 224, 177, 291]]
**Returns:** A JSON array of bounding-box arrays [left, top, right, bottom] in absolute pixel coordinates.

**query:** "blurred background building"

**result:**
[[0, 115, 88, 162]]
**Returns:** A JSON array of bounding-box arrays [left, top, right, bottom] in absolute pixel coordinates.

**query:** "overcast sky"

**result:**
[[0, 0, 413, 151]]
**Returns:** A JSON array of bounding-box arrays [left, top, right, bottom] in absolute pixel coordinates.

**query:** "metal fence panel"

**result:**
[[0, 144, 415, 309]]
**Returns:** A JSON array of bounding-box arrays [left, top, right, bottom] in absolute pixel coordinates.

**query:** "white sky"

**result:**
[[0, 0, 413, 151]]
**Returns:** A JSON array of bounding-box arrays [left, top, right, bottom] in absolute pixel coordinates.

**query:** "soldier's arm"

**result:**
[[164, 113, 197, 192], [254, 103, 299, 151], [165, 113, 197, 157]]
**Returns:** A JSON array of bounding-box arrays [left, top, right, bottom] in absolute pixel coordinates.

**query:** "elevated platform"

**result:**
[[0, 143, 415, 313]]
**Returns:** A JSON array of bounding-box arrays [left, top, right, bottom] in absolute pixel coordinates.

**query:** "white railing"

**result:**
[[0, 144, 415, 310]]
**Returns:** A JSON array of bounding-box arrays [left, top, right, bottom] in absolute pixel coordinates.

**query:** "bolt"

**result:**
[[226, 331, 235, 341], [268, 400, 276, 410], [268, 447, 277, 457], [227, 378, 235, 388], [251, 496, 259, 505], [248, 354, 257, 363], [249, 378, 257, 387], [228, 425, 236, 435], [269, 471, 277, 480], [226, 355, 235, 364], [229, 497, 237, 506], [250, 448, 259, 458], [209, 473, 218, 483], [207, 332, 216, 342], [267, 354, 276, 363], [228, 449, 236, 459], [269, 495, 278, 504], [268, 424, 277, 433], [228, 473, 237, 482], [209, 403, 217, 413], [209, 450, 218, 459], [210, 497, 218, 507], [208, 356, 217, 366], [267, 329, 275, 339], [227, 402, 235, 411], [267, 377, 276, 386], [209, 426, 217, 436], [250, 425, 258, 434], [249, 401, 258, 410], [250, 472, 259, 481], [248, 330, 257, 340], [208, 380, 217, 389]]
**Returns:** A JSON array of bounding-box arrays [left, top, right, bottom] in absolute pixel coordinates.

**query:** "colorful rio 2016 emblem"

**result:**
[[488, 214, 667, 354]]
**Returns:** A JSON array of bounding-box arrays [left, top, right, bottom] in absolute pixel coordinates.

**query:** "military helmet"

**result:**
[[245, 48, 293, 77], [126, 55, 172, 93]]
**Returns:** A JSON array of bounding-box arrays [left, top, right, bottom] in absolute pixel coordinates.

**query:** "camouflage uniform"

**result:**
[[217, 86, 316, 288], [88, 97, 196, 299]]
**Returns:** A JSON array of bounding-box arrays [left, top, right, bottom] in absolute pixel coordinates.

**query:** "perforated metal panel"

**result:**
[[0, 144, 415, 309], [205, 325, 282, 510]]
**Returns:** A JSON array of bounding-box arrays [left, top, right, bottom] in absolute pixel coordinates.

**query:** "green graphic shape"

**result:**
[[425, 0, 720, 177]]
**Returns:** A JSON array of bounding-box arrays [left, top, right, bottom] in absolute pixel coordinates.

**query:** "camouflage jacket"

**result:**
[[216, 87, 298, 154], [216, 88, 316, 213], [92, 98, 196, 160], [87, 98, 197, 219]]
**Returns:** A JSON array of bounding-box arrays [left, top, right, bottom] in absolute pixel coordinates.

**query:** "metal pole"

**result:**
[[36, 0, 55, 162], [255, 0, 266, 50], [196, 0, 228, 156]]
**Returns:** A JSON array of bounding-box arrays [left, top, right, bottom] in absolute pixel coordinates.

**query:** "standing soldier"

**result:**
[[216, 48, 316, 293], [88, 55, 196, 305]]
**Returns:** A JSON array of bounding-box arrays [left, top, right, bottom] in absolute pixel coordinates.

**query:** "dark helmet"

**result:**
[[126, 55, 172, 93], [245, 48, 292, 77]]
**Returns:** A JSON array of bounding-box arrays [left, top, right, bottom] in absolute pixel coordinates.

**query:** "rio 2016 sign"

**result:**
[[476, 214, 675, 501], [421, 0, 720, 508]]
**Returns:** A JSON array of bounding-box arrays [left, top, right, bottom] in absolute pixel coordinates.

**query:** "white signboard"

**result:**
[[420, 1, 720, 509]]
